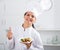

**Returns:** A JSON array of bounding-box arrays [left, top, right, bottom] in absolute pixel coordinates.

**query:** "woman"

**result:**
[[7, 10, 44, 50]]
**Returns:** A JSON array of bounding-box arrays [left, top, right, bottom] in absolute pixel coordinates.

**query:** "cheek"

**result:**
[[32, 18, 36, 23], [24, 16, 28, 20]]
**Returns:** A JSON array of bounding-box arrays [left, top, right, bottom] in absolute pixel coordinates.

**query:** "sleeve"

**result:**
[[28, 31, 44, 50], [7, 37, 15, 50]]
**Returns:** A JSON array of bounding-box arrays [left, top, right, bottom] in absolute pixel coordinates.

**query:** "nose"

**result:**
[[29, 16, 32, 19]]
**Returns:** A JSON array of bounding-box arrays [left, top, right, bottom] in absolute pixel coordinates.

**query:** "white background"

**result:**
[[0, 0, 60, 50]]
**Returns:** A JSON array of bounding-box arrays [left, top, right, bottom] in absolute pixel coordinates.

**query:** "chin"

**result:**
[[28, 22, 33, 24]]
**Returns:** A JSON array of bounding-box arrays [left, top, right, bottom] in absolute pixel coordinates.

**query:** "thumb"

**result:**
[[9, 27, 12, 32]]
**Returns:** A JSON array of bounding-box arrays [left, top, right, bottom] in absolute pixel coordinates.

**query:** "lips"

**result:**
[[30, 19, 33, 22], [26, 18, 33, 22]]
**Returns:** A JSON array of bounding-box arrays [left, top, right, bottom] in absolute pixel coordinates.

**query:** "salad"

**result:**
[[21, 37, 32, 43]]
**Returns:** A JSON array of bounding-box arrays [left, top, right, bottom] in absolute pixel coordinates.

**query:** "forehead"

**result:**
[[26, 11, 34, 15]]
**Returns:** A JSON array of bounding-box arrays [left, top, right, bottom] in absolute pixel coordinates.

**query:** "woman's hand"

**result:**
[[7, 27, 13, 40], [22, 41, 32, 49]]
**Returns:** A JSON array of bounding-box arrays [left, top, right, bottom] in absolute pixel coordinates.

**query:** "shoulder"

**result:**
[[11, 24, 22, 31], [31, 28, 40, 37], [31, 28, 42, 42], [10, 25, 22, 34]]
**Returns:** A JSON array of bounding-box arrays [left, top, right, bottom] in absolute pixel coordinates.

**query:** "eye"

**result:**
[[26, 14, 30, 16], [32, 15, 34, 18]]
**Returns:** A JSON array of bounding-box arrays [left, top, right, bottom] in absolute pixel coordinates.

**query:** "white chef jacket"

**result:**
[[7, 25, 44, 50]]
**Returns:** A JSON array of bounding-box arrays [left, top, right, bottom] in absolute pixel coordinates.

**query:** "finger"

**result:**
[[30, 41, 32, 44], [22, 42, 27, 44], [22, 42, 28, 45]]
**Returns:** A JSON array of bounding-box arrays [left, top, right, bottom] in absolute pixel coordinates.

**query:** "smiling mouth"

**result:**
[[30, 19, 33, 22], [26, 19, 33, 22]]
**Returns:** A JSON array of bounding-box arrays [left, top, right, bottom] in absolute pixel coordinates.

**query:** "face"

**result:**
[[24, 11, 36, 24]]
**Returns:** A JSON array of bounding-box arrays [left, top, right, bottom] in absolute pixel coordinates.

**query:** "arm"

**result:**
[[6, 27, 15, 50], [29, 32, 44, 50], [7, 37, 15, 50]]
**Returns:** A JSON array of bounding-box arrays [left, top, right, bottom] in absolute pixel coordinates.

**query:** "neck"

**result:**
[[23, 21, 32, 29]]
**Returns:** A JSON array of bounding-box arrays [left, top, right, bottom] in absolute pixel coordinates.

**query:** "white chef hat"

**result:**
[[24, 8, 39, 19]]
